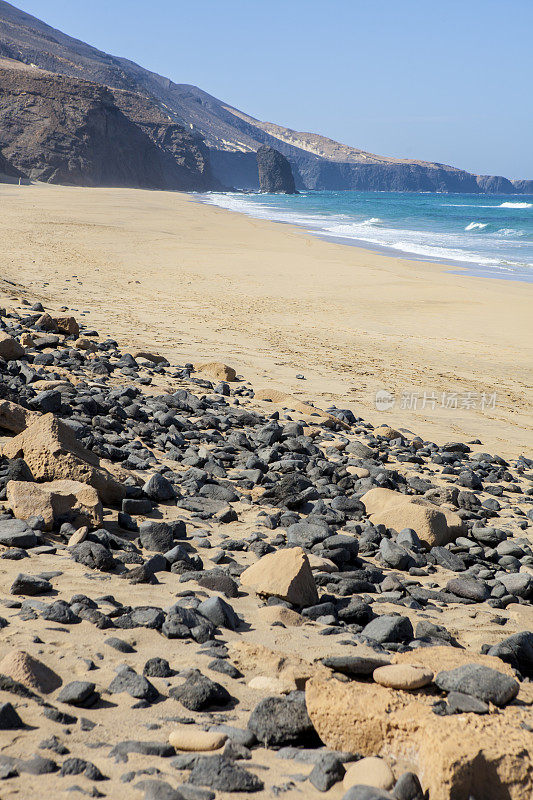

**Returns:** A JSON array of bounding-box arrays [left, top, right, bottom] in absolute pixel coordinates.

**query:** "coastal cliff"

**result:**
[[0, 61, 215, 190], [0, 0, 530, 193]]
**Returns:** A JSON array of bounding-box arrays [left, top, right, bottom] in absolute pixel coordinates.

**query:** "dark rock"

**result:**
[[430, 546, 466, 572], [144, 657, 173, 678], [42, 707, 77, 725], [342, 787, 393, 800], [139, 521, 184, 552], [10, 573, 52, 595], [321, 655, 390, 676], [169, 670, 232, 711], [108, 740, 175, 761], [208, 659, 242, 679], [392, 772, 424, 800], [108, 667, 158, 703], [105, 637, 136, 653], [434, 664, 519, 707], [0, 702, 25, 729], [136, 780, 184, 800], [0, 518, 39, 548], [361, 615, 414, 644], [188, 754, 263, 792], [446, 577, 490, 602], [197, 572, 239, 598], [71, 541, 115, 571], [42, 600, 79, 624], [60, 757, 106, 780], [487, 631, 533, 678], [445, 691, 489, 715], [308, 752, 346, 791], [143, 473, 176, 501], [57, 681, 98, 707], [197, 596, 241, 630], [248, 693, 316, 746], [380, 539, 412, 571]]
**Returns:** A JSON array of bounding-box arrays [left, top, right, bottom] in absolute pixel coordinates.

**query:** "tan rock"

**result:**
[[20, 332, 34, 348], [68, 526, 88, 546], [374, 425, 402, 440], [344, 756, 395, 790], [195, 362, 237, 381], [307, 553, 339, 573], [2, 413, 126, 504], [228, 642, 330, 691], [373, 663, 433, 690], [35, 313, 58, 332], [7, 479, 103, 531], [438, 506, 466, 539], [53, 316, 79, 337], [0, 331, 24, 360], [0, 649, 61, 694], [31, 380, 72, 392], [254, 388, 350, 429], [240, 546, 318, 607], [255, 605, 304, 626], [361, 487, 451, 548], [347, 466, 370, 478], [169, 728, 226, 752], [248, 675, 293, 694], [361, 487, 412, 516], [0, 399, 40, 434], [74, 337, 97, 352], [133, 350, 167, 364], [306, 674, 533, 800]]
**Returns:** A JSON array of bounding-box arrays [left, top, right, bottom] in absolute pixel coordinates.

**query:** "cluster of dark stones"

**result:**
[[0, 301, 532, 798]]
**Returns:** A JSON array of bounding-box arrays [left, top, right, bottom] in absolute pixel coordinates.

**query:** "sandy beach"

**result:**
[[0, 182, 531, 458], [0, 181, 532, 800]]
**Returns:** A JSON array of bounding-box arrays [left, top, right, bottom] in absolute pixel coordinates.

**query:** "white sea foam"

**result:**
[[465, 222, 488, 231], [200, 192, 533, 274], [498, 202, 532, 209], [496, 228, 525, 237]]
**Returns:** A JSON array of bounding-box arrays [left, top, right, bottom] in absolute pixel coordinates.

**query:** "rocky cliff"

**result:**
[[511, 179, 533, 193], [256, 145, 297, 194], [0, 60, 215, 189], [0, 0, 529, 193], [0, 141, 20, 181]]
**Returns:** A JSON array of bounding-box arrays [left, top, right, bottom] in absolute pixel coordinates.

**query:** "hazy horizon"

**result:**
[[7, 0, 533, 179]]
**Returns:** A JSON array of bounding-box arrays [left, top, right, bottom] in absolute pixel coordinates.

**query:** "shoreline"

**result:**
[[197, 191, 533, 284], [0, 182, 532, 458]]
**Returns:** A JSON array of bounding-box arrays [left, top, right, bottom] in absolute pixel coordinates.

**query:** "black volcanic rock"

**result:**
[[256, 145, 297, 193]]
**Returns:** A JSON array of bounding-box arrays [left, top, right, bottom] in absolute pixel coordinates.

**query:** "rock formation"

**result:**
[[0, 144, 22, 182], [256, 145, 298, 193], [0, 60, 216, 190]]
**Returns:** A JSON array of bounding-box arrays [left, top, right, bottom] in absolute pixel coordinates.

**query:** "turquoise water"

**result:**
[[201, 190, 533, 282]]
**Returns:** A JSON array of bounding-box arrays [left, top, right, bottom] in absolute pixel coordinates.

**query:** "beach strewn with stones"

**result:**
[[0, 295, 531, 800]]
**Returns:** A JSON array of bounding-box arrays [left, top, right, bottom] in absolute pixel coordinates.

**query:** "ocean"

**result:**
[[200, 190, 533, 282]]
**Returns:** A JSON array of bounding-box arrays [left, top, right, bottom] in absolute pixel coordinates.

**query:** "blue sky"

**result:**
[[11, 0, 533, 178]]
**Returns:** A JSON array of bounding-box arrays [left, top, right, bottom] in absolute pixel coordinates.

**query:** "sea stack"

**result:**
[[256, 145, 298, 194]]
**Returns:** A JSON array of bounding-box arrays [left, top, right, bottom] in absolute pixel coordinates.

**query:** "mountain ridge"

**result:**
[[0, 0, 529, 193]]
